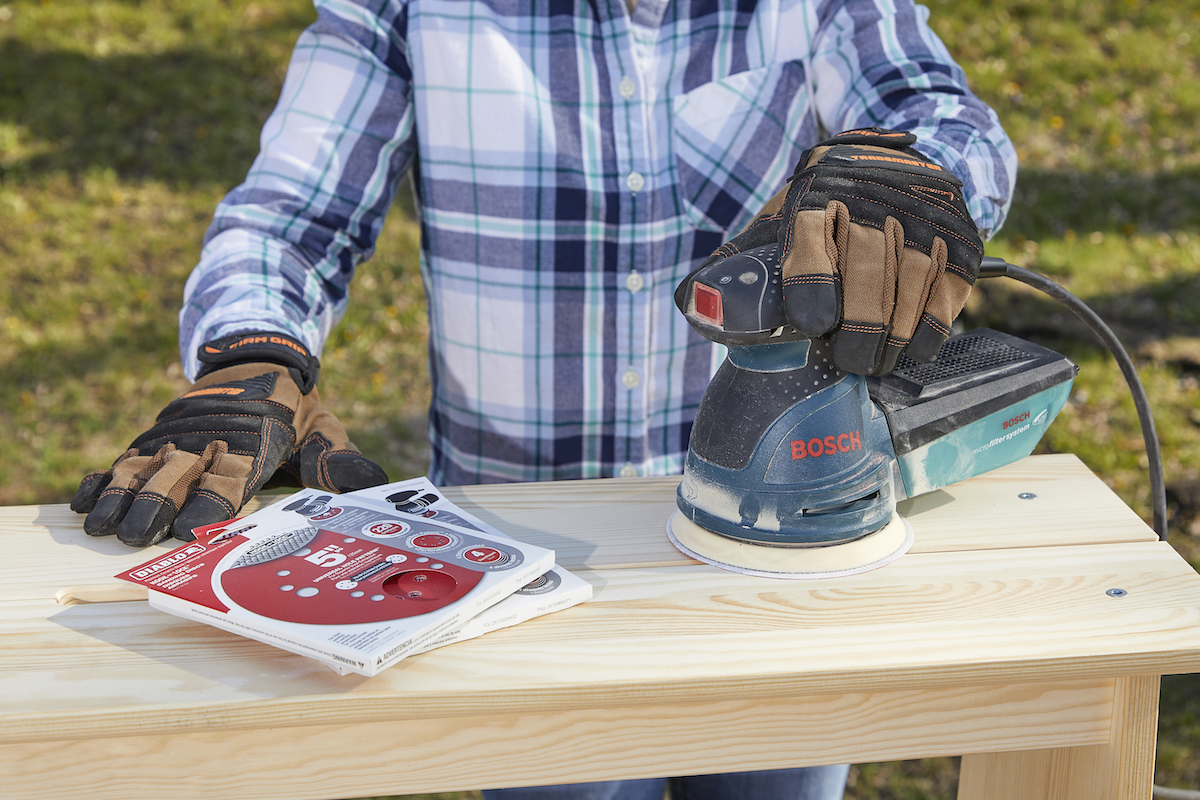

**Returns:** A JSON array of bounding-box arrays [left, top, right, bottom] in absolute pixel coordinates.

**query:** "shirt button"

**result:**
[[619, 463, 639, 478], [626, 171, 645, 192], [621, 368, 640, 389], [618, 77, 637, 99], [625, 271, 644, 293]]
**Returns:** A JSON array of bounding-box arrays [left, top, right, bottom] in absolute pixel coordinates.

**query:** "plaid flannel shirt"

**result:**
[[181, 0, 1017, 486]]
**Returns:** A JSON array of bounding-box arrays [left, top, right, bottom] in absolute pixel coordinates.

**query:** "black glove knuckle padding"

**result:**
[[72, 369, 300, 546], [132, 374, 294, 457], [769, 128, 982, 375], [787, 127, 984, 376], [71, 331, 387, 548], [792, 145, 980, 284]]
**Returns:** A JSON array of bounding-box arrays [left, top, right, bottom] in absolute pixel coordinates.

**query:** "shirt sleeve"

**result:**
[[179, 0, 417, 379], [810, 0, 1018, 239]]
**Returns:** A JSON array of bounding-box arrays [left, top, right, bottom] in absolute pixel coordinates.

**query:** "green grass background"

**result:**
[[1, 0, 1198, 796]]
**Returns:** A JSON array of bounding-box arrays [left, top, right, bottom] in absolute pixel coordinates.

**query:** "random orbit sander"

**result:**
[[669, 242, 1079, 579]]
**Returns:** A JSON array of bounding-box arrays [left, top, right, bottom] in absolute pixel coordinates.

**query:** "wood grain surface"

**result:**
[[1, 454, 1195, 799]]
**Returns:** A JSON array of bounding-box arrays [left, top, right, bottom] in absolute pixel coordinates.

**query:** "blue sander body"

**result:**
[[673, 243, 1077, 573]]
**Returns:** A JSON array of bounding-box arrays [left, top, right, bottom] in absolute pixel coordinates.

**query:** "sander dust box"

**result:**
[[117, 481, 559, 676]]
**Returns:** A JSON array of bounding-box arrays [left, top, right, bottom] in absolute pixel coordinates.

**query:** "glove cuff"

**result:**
[[796, 127, 929, 177], [814, 127, 918, 150], [196, 331, 320, 394]]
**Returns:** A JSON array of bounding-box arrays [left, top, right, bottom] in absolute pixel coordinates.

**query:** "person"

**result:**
[[71, 0, 1016, 797]]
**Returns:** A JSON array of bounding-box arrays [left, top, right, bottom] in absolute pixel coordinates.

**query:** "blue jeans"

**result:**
[[482, 765, 850, 800]]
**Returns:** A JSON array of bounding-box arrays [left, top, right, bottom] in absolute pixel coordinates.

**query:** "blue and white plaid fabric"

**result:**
[[181, 0, 1017, 486]]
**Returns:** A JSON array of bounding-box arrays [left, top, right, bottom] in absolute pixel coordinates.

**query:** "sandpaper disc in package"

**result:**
[[666, 511, 914, 580]]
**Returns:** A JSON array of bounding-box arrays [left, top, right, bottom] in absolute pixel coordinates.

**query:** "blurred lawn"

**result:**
[[1, 0, 1198, 797]]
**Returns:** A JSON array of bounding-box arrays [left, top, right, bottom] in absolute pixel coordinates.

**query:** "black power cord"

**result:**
[[980, 257, 1188, 798], [979, 256, 1168, 541]]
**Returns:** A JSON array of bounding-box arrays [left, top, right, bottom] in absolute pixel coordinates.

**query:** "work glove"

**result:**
[[70, 331, 388, 546], [702, 127, 983, 376]]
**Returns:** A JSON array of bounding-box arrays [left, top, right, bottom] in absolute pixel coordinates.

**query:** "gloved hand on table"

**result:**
[[71, 331, 389, 547], [699, 127, 984, 376]]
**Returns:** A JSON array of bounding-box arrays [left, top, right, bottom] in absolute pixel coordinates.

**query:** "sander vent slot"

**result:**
[[893, 334, 1032, 384], [867, 327, 1079, 457], [802, 490, 882, 518]]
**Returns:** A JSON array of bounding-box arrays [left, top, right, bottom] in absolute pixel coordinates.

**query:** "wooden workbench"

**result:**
[[3, 454, 1199, 800]]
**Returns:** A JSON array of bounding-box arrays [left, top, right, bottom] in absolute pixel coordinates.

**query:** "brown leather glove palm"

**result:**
[[71, 332, 388, 546], [703, 127, 984, 375]]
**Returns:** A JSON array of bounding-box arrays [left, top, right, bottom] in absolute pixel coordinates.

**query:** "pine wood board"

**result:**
[[0, 678, 1118, 800], [2, 453, 1194, 800], [958, 675, 1160, 800], [440, 454, 1156, 569], [4, 537, 1200, 745], [0, 454, 1156, 604]]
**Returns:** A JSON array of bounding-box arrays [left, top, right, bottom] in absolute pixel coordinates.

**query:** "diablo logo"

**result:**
[[1003, 411, 1031, 430], [130, 544, 206, 579], [791, 431, 862, 460]]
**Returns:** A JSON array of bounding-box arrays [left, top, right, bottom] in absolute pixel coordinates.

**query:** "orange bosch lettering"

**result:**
[[790, 430, 863, 460], [1003, 411, 1031, 430]]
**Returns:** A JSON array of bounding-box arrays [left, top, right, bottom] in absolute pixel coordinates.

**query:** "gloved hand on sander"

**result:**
[[690, 127, 984, 376], [71, 332, 388, 547]]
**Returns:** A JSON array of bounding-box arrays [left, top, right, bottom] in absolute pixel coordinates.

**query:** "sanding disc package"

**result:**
[[351, 477, 593, 657], [118, 479, 589, 677]]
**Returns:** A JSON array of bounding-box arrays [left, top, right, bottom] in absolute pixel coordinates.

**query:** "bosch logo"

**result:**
[[1003, 411, 1031, 430], [791, 431, 862, 460]]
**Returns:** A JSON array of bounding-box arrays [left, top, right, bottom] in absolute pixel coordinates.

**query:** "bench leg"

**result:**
[[957, 675, 1159, 800]]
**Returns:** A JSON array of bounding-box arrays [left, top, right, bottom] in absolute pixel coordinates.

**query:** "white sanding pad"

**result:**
[[667, 511, 914, 580]]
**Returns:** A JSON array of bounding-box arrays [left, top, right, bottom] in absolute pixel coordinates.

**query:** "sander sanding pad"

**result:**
[[666, 511, 914, 580]]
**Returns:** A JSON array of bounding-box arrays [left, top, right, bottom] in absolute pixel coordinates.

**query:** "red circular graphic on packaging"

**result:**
[[311, 507, 342, 521], [382, 570, 458, 601], [463, 546, 504, 564], [219, 528, 483, 624], [365, 521, 407, 538], [410, 533, 453, 550]]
